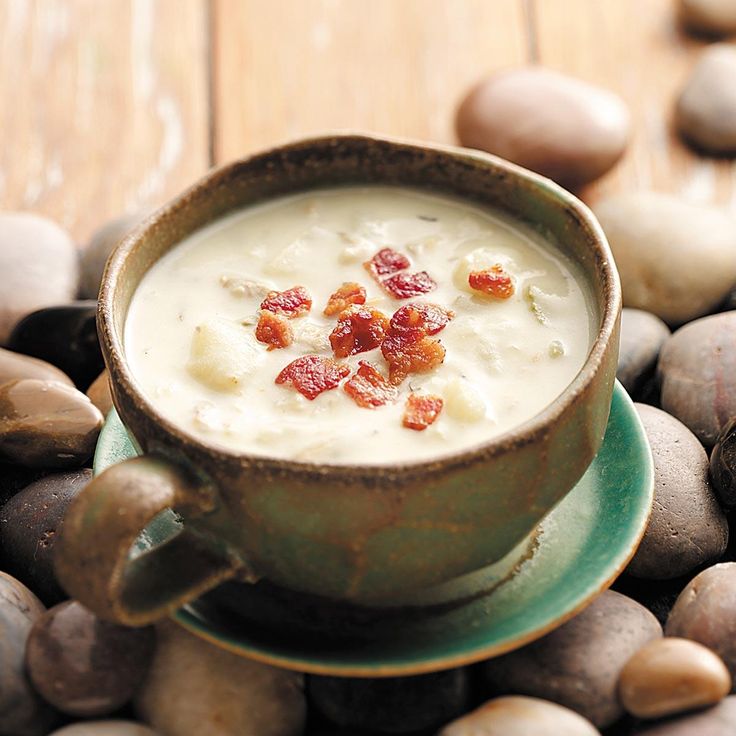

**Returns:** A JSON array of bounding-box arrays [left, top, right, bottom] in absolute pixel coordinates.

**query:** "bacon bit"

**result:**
[[363, 248, 411, 280], [468, 265, 514, 299], [381, 329, 446, 385], [382, 271, 437, 299], [390, 303, 454, 336], [255, 311, 293, 351], [329, 305, 390, 358], [275, 355, 350, 400], [403, 394, 444, 431], [344, 361, 399, 409], [323, 282, 367, 317], [260, 286, 312, 318]]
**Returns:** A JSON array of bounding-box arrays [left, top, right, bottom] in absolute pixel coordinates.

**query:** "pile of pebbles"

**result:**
[[3, 1, 736, 734]]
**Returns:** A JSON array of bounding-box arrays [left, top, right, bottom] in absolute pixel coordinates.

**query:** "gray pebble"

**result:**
[[0, 572, 60, 736], [455, 67, 630, 188], [79, 212, 145, 299], [595, 193, 736, 326], [0, 213, 78, 344], [480, 590, 662, 728], [666, 562, 736, 686], [658, 312, 736, 447], [676, 44, 736, 154], [617, 310, 670, 396], [135, 620, 306, 736], [626, 405, 728, 579]]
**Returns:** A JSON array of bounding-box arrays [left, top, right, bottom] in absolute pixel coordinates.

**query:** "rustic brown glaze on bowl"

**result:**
[[55, 135, 621, 626]]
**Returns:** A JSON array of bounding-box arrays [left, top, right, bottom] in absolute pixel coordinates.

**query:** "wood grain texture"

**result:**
[[0, 0, 210, 243], [534, 0, 736, 209], [211, 0, 530, 162]]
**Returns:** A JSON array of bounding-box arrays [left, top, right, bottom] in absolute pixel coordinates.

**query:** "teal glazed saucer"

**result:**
[[95, 381, 653, 676]]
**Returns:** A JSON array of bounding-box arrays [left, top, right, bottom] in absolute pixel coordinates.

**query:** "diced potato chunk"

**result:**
[[444, 378, 486, 422], [187, 319, 264, 392], [219, 274, 274, 298]]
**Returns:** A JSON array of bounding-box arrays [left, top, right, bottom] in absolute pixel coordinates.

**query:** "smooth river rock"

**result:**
[[86, 370, 113, 416], [635, 695, 736, 735], [49, 722, 159, 736], [617, 309, 670, 397], [480, 590, 661, 728], [595, 192, 736, 325], [676, 44, 736, 154], [308, 668, 469, 733], [0, 463, 48, 506], [0, 379, 103, 468], [0, 572, 60, 736], [626, 404, 728, 579], [666, 563, 736, 685], [455, 67, 630, 187], [8, 301, 103, 390], [135, 620, 306, 736], [0, 212, 78, 345], [679, 0, 736, 34], [0, 469, 92, 603], [80, 212, 145, 299], [26, 601, 155, 717], [0, 346, 73, 387], [658, 313, 736, 447], [711, 417, 736, 507], [439, 695, 600, 736], [619, 637, 731, 718]]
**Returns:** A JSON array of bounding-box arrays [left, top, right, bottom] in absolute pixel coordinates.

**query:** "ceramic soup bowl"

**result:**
[[55, 135, 621, 626]]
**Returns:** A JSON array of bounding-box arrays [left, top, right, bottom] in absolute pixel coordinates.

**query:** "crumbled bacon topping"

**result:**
[[381, 329, 446, 385], [468, 265, 514, 300], [329, 305, 390, 358], [275, 355, 350, 400], [389, 303, 454, 336], [323, 282, 367, 317], [403, 394, 444, 431], [343, 361, 399, 409], [260, 286, 312, 317], [363, 248, 411, 280], [381, 271, 437, 299], [255, 311, 293, 350]]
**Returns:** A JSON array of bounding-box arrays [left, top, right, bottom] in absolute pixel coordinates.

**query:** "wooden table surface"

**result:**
[[1, 0, 734, 244]]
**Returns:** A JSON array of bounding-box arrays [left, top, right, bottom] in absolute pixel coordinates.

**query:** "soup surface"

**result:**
[[125, 187, 594, 464]]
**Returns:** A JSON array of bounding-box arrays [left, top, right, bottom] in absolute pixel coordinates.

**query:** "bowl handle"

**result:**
[[54, 454, 241, 626]]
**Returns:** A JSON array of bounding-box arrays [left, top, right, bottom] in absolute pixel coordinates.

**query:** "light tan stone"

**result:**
[[86, 370, 113, 416]]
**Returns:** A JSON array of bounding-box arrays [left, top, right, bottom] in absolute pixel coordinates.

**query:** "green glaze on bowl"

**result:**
[[95, 381, 653, 676]]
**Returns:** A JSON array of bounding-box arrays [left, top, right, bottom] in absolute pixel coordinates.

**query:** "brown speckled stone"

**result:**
[[658, 313, 736, 447], [0, 469, 92, 603], [0, 379, 103, 468], [440, 696, 600, 736], [666, 563, 736, 686], [627, 405, 728, 579], [0, 572, 60, 736], [480, 590, 662, 728], [26, 601, 155, 717]]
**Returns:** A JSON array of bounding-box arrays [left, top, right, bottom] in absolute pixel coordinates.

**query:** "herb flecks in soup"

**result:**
[[124, 187, 593, 464]]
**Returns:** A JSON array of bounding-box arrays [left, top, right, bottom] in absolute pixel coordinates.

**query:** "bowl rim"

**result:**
[[98, 132, 621, 479]]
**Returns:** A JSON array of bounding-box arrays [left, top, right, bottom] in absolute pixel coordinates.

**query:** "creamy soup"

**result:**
[[125, 187, 594, 464]]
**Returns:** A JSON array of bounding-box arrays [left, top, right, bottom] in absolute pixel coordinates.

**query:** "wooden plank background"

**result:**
[[0, 0, 734, 245]]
